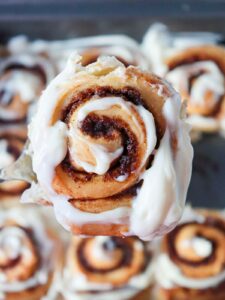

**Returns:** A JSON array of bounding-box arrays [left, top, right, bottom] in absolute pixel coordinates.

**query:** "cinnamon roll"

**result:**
[[14, 54, 192, 240], [156, 207, 225, 300], [12, 35, 149, 72], [61, 236, 154, 300], [0, 53, 55, 123], [0, 125, 28, 200], [0, 206, 62, 300], [142, 23, 225, 133]]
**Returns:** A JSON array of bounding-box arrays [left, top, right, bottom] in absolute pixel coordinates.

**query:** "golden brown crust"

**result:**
[[69, 222, 129, 237]]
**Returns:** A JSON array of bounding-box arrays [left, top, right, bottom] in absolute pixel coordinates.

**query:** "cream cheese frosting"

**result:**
[[8, 34, 149, 72], [22, 54, 193, 241]]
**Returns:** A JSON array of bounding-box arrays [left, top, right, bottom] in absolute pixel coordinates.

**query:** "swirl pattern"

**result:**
[[22, 54, 193, 240], [0, 207, 60, 300], [0, 54, 55, 123], [156, 208, 225, 300], [165, 46, 225, 132], [62, 236, 154, 300], [19, 35, 149, 71]]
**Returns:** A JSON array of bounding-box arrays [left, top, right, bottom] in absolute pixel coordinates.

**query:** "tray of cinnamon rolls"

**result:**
[[0, 18, 225, 300]]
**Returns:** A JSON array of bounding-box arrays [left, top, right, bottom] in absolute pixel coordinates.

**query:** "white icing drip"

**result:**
[[166, 61, 225, 106], [142, 23, 172, 76], [0, 140, 14, 168], [156, 254, 225, 289], [181, 237, 213, 258], [129, 93, 193, 240], [31, 120, 68, 193], [0, 208, 54, 297]]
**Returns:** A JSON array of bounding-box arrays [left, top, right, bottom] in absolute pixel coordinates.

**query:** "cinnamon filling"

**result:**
[[64, 115, 138, 178], [61, 86, 148, 182], [77, 237, 133, 273], [62, 86, 145, 121]]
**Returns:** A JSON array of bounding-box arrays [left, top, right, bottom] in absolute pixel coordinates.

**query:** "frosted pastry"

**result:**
[[156, 207, 225, 300], [142, 23, 225, 134], [0, 206, 62, 300], [7, 54, 193, 240], [0, 125, 28, 201], [61, 236, 154, 300], [7, 35, 149, 72], [0, 53, 55, 123]]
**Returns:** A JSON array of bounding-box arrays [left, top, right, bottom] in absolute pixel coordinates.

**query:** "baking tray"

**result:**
[[0, 2, 225, 208]]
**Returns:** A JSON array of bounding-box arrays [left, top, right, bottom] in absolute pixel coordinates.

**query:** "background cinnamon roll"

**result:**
[[0, 206, 62, 300], [10, 35, 149, 72], [165, 45, 225, 133], [142, 23, 225, 134], [0, 53, 55, 123], [16, 54, 193, 240], [0, 125, 28, 201], [156, 207, 225, 300], [61, 236, 154, 300]]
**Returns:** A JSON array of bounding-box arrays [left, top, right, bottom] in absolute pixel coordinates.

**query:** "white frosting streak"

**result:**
[[130, 92, 193, 240]]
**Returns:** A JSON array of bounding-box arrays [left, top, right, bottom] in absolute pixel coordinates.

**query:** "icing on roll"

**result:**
[[9, 35, 149, 72], [0, 125, 28, 199], [0, 54, 55, 123], [142, 23, 225, 134], [141, 23, 221, 77], [21, 54, 193, 240], [156, 207, 225, 300], [0, 207, 60, 300], [61, 236, 154, 300]]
